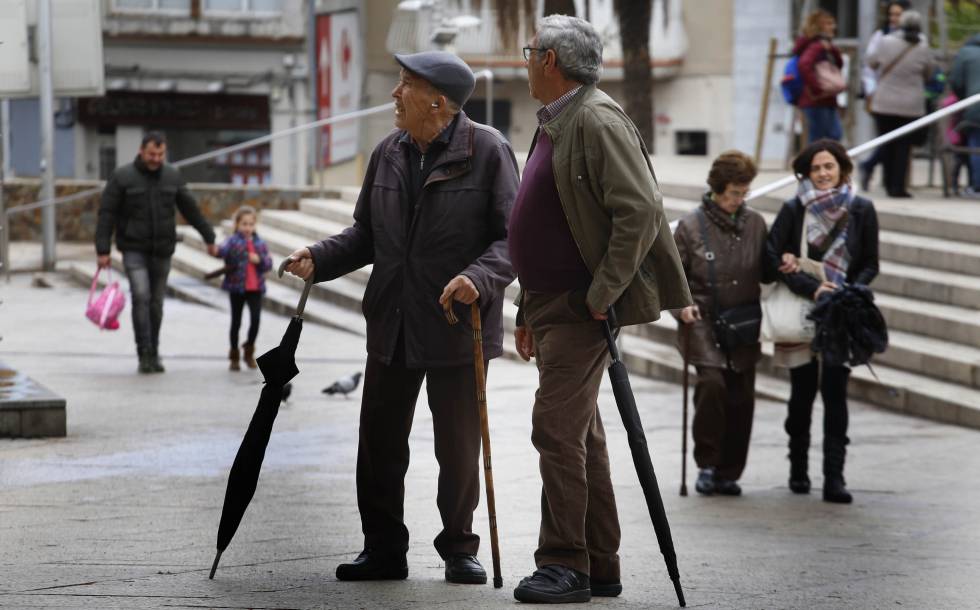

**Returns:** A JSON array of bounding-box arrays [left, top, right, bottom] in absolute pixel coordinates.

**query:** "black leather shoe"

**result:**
[[695, 467, 716, 495], [591, 579, 622, 597], [335, 549, 408, 581], [514, 564, 591, 603], [823, 477, 853, 504], [445, 553, 487, 584], [714, 478, 742, 496], [789, 476, 811, 494]]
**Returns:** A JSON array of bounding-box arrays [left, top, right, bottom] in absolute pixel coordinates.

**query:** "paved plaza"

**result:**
[[1, 262, 979, 609]]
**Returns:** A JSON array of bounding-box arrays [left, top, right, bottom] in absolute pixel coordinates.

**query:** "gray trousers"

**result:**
[[122, 251, 171, 353]]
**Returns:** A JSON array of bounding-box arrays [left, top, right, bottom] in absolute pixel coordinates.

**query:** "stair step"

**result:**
[[259, 209, 351, 243], [874, 260, 980, 311], [299, 198, 356, 225], [875, 293, 980, 348]]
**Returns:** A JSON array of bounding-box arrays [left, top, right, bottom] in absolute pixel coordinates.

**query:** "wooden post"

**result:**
[[755, 38, 778, 166]]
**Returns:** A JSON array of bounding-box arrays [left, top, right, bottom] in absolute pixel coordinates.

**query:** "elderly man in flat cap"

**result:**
[[286, 51, 519, 585], [510, 15, 690, 603]]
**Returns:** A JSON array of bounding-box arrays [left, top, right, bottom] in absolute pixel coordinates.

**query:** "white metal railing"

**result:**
[[748, 92, 980, 200]]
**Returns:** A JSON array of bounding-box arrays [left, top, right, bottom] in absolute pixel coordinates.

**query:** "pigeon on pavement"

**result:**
[[323, 372, 362, 398]]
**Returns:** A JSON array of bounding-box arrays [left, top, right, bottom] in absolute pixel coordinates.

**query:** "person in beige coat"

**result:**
[[866, 10, 937, 197], [672, 151, 772, 497]]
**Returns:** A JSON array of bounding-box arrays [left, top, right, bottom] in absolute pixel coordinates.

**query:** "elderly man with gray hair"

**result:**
[[509, 15, 690, 604], [286, 51, 519, 586]]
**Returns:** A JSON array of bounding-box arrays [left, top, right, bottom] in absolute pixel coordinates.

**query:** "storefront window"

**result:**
[[204, 0, 282, 12], [114, 0, 190, 10]]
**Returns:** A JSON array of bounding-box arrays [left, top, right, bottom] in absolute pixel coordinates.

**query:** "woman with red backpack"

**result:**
[[794, 10, 847, 144]]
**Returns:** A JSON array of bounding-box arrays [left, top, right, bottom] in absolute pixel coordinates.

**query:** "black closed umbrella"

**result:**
[[601, 312, 686, 607], [209, 259, 313, 579]]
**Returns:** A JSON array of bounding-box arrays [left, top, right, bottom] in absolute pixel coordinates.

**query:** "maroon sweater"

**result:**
[[508, 131, 592, 292]]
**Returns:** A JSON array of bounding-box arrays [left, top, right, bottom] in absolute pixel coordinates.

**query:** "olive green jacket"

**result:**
[[518, 85, 691, 326]]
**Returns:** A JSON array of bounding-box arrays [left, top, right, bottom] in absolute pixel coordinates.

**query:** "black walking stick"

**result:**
[[680, 324, 691, 497], [602, 310, 686, 607], [445, 300, 503, 588]]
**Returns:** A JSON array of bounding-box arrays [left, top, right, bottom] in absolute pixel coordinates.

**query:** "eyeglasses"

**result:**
[[522, 46, 548, 61]]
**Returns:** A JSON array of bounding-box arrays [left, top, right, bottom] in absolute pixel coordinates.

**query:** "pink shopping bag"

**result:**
[[86, 267, 126, 330]]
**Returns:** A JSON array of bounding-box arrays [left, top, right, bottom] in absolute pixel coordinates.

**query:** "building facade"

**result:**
[[6, 0, 312, 186]]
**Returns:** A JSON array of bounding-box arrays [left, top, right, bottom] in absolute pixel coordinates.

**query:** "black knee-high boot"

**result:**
[[823, 437, 852, 504], [788, 434, 811, 494]]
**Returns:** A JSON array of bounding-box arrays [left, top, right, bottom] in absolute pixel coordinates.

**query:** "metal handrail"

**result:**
[[748, 92, 980, 200], [2, 70, 498, 218], [3, 101, 396, 217]]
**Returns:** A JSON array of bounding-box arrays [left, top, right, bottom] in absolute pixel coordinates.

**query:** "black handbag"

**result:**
[[695, 209, 762, 356]]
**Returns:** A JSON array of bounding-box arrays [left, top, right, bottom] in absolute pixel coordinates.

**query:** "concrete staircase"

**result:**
[[161, 186, 980, 431]]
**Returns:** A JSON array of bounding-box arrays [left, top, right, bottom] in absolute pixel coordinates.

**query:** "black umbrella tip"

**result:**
[[673, 578, 686, 607], [493, 576, 503, 588], [209, 550, 223, 580]]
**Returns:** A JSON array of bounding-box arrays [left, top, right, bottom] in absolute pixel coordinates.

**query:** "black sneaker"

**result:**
[[445, 553, 487, 584], [714, 478, 742, 496], [149, 350, 165, 373], [335, 549, 408, 581], [137, 353, 154, 374], [591, 579, 622, 597], [695, 467, 716, 495], [514, 564, 590, 603]]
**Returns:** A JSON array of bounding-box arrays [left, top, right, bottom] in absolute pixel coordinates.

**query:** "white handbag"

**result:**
[[760, 222, 825, 343]]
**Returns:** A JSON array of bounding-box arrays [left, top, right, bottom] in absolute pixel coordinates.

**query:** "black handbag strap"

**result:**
[[695, 208, 722, 321]]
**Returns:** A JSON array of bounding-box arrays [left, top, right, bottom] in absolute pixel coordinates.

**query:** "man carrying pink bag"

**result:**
[[94, 132, 217, 373]]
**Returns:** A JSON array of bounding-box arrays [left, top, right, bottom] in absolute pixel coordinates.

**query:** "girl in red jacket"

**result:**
[[216, 206, 273, 370]]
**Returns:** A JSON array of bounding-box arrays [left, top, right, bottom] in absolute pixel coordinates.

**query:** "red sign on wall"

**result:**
[[316, 10, 361, 166]]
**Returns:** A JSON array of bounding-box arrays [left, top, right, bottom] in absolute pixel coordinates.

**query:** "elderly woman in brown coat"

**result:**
[[672, 151, 772, 496]]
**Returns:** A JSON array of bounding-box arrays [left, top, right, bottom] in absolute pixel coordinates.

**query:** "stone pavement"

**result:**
[[2, 267, 980, 609]]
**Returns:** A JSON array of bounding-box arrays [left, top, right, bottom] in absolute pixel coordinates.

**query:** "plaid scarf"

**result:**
[[797, 179, 854, 285]]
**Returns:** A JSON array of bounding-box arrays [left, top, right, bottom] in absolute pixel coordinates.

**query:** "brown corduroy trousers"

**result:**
[[355, 354, 486, 560], [524, 290, 621, 581], [692, 365, 756, 481]]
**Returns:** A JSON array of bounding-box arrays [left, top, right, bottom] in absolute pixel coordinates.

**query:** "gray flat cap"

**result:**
[[394, 51, 475, 107]]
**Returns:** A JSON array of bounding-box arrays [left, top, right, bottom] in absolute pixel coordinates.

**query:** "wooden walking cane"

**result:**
[[444, 300, 503, 588], [680, 323, 691, 497]]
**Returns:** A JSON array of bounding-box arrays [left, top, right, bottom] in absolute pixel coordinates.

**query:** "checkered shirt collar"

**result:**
[[536, 86, 582, 125]]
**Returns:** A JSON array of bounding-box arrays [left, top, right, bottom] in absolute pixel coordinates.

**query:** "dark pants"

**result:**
[[524, 290, 621, 581], [122, 251, 171, 354], [968, 128, 980, 190], [785, 358, 850, 444], [229, 291, 262, 349], [803, 106, 842, 143], [692, 365, 756, 481], [355, 353, 485, 560], [874, 113, 917, 196]]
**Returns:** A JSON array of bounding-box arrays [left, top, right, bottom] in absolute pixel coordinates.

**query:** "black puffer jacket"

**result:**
[[95, 156, 215, 257]]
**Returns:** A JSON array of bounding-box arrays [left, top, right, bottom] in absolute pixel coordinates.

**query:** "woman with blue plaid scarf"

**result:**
[[766, 139, 880, 504]]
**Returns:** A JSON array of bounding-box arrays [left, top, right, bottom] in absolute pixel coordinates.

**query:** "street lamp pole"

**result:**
[[38, 0, 57, 271]]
